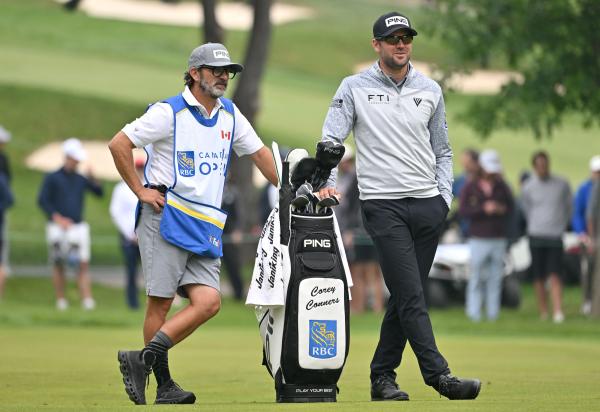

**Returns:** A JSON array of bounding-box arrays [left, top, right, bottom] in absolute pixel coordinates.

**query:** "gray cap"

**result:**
[[188, 43, 244, 73]]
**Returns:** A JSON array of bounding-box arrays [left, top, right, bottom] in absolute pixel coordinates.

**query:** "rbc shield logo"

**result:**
[[177, 151, 195, 177], [309, 320, 336, 359]]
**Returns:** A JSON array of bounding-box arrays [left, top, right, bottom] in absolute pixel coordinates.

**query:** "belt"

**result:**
[[147, 184, 168, 194]]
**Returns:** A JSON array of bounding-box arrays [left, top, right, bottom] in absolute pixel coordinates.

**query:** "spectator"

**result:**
[[0, 125, 13, 300], [573, 155, 600, 314], [336, 145, 384, 314], [586, 172, 600, 317], [110, 156, 145, 310], [452, 149, 480, 239], [459, 150, 513, 321], [521, 151, 571, 323], [0, 125, 12, 181], [38, 138, 103, 310], [220, 181, 244, 301], [258, 182, 278, 226]]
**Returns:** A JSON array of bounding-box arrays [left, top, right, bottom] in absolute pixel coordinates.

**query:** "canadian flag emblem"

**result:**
[[221, 130, 231, 140]]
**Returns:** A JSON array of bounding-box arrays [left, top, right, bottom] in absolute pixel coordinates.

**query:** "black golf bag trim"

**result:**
[[275, 211, 350, 403]]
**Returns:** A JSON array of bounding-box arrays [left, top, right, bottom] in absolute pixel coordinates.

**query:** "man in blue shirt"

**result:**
[[38, 138, 103, 310]]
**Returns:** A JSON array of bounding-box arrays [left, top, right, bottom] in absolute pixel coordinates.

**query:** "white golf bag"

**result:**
[[249, 148, 351, 402]]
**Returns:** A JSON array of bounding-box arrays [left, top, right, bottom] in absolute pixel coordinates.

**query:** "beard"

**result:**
[[381, 53, 408, 71], [200, 78, 227, 98]]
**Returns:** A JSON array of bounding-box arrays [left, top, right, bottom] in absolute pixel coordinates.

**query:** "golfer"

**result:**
[[109, 43, 277, 405], [319, 12, 481, 401]]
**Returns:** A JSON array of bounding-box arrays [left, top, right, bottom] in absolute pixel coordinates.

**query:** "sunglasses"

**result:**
[[199, 66, 238, 79], [380, 34, 413, 46]]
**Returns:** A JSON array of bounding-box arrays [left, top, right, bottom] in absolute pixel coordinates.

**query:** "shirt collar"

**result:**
[[371, 61, 413, 87], [182, 86, 223, 118]]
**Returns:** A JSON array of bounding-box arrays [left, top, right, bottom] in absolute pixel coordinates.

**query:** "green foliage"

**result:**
[[429, 0, 600, 138]]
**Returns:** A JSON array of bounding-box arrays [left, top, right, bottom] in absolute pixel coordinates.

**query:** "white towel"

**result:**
[[246, 207, 353, 308], [246, 208, 286, 307]]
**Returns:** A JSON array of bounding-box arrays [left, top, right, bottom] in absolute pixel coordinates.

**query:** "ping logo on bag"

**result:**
[[177, 151, 195, 177], [309, 320, 337, 359], [302, 234, 333, 251]]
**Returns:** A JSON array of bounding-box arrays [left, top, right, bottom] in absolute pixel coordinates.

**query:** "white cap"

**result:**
[[0, 125, 11, 143], [589, 155, 600, 172], [63, 138, 86, 162], [479, 149, 502, 174]]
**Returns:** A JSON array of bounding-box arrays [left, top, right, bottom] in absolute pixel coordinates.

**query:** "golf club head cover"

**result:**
[[310, 141, 345, 190], [290, 158, 318, 192]]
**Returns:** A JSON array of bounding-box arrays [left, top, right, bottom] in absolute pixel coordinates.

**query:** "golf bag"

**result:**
[[250, 149, 351, 403]]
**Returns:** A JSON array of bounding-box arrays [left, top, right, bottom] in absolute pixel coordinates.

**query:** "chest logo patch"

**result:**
[[413, 97, 422, 107], [177, 151, 195, 177]]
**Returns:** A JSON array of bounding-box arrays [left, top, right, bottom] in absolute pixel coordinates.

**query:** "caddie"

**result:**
[[109, 42, 277, 405]]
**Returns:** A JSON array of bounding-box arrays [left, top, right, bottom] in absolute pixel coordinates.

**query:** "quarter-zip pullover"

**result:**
[[322, 62, 453, 206]]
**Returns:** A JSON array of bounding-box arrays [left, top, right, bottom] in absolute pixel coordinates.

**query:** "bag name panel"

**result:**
[[297, 278, 346, 370]]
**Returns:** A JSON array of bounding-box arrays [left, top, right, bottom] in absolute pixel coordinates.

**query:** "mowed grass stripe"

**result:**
[[0, 327, 598, 411]]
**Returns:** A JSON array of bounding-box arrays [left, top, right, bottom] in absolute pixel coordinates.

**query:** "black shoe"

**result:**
[[155, 379, 196, 404], [371, 374, 410, 401], [117, 350, 154, 405], [433, 374, 481, 400]]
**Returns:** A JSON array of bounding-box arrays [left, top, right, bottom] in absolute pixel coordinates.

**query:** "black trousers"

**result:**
[[119, 235, 140, 310], [222, 242, 244, 300], [361, 196, 450, 385]]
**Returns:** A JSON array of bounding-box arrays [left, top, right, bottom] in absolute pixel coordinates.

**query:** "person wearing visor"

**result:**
[[109, 43, 277, 405], [319, 12, 481, 401]]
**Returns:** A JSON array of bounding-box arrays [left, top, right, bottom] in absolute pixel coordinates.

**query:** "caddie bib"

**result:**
[[157, 94, 235, 258]]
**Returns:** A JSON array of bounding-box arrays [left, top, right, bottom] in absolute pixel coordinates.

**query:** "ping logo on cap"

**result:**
[[385, 16, 409, 27], [213, 50, 230, 59]]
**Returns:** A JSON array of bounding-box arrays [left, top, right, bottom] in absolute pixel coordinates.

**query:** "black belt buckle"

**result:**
[[147, 184, 168, 194]]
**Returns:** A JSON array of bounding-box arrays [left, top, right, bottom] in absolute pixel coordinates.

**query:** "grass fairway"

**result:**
[[1, 278, 599, 411]]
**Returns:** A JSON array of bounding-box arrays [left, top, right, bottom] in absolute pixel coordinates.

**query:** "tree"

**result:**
[[226, 0, 274, 231], [200, 0, 224, 44], [429, 0, 600, 138]]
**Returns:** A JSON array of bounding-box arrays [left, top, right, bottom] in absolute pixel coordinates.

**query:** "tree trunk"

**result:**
[[232, 0, 272, 125], [229, 0, 273, 231], [63, 0, 81, 11], [201, 0, 224, 44]]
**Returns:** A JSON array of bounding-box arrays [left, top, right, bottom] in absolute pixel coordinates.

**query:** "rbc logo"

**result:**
[[177, 151, 195, 177], [309, 320, 336, 359]]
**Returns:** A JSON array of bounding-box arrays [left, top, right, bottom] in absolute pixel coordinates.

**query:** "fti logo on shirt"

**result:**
[[309, 320, 337, 359], [177, 151, 195, 177], [367, 94, 391, 104]]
